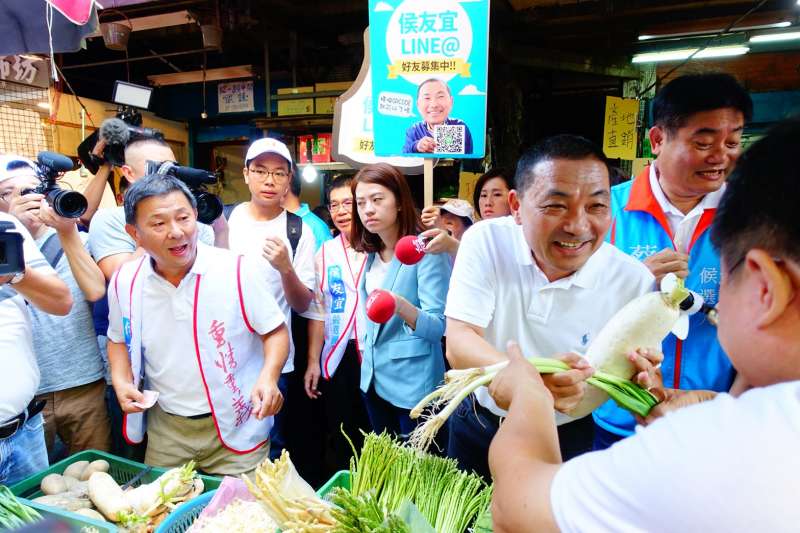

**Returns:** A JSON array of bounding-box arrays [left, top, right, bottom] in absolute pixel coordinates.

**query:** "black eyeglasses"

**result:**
[[726, 254, 784, 277], [726, 255, 746, 276]]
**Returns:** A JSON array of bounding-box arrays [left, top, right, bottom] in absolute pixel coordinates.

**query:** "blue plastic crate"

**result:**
[[155, 490, 216, 533], [155, 471, 351, 533]]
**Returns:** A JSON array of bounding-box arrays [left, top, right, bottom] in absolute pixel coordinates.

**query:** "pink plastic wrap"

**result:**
[[189, 476, 255, 528]]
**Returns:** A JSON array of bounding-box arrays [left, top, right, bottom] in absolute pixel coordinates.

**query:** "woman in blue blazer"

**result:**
[[350, 163, 451, 439]]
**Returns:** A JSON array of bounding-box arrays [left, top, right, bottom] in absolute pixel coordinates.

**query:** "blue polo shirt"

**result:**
[[295, 203, 332, 251], [594, 167, 736, 437]]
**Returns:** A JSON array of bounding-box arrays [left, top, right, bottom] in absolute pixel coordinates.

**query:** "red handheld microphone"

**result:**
[[366, 289, 396, 323], [395, 235, 427, 265]]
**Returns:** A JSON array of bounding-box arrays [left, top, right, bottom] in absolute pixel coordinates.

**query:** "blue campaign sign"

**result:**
[[368, 0, 490, 159]]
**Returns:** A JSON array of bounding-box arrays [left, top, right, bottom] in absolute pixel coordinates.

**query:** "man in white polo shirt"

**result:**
[[227, 137, 316, 460], [108, 174, 289, 475], [445, 135, 654, 479], [487, 118, 800, 533]]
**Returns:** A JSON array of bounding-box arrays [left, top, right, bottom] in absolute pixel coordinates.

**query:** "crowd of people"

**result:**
[[0, 71, 798, 530]]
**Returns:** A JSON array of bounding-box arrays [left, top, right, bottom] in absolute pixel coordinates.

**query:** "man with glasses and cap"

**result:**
[[0, 155, 72, 484], [227, 138, 317, 461]]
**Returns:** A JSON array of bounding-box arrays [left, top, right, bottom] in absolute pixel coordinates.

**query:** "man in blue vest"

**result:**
[[595, 73, 752, 449]]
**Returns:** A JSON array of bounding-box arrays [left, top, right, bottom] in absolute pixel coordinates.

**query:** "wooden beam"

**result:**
[[148, 66, 253, 86], [88, 10, 196, 38], [496, 41, 639, 78], [519, 0, 760, 27], [254, 116, 333, 132], [508, 0, 588, 10], [638, 10, 794, 40]]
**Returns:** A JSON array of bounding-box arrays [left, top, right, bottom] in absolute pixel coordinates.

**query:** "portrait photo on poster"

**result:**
[[369, 0, 490, 159]]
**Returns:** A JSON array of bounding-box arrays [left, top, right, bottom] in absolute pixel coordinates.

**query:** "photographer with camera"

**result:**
[[89, 134, 227, 281], [0, 158, 73, 485], [74, 138, 116, 227], [0, 154, 110, 461]]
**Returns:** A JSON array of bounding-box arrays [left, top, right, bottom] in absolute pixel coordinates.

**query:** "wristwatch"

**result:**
[[9, 269, 25, 285]]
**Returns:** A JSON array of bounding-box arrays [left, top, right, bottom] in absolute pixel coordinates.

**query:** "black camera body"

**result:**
[[0, 221, 25, 275], [22, 152, 88, 219], [146, 161, 223, 224]]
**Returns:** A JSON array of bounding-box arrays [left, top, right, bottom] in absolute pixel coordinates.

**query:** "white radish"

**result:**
[[80, 459, 111, 481], [74, 508, 107, 522], [408, 274, 692, 451], [124, 462, 199, 516], [63, 460, 89, 480], [88, 471, 132, 522], [40, 473, 67, 495], [565, 279, 685, 419]]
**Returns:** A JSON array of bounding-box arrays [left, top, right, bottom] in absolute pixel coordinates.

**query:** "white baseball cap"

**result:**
[[245, 138, 293, 167], [0, 155, 36, 184], [440, 198, 474, 223]]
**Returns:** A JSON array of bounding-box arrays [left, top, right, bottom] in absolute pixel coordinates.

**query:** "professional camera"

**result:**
[[146, 161, 223, 224], [77, 81, 159, 173], [0, 221, 24, 275], [22, 152, 88, 219]]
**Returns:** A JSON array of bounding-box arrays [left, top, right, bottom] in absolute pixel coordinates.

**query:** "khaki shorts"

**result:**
[[35, 379, 111, 456], [144, 403, 268, 476]]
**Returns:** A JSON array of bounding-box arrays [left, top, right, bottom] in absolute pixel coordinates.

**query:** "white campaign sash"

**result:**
[[114, 247, 272, 454], [319, 235, 366, 379]]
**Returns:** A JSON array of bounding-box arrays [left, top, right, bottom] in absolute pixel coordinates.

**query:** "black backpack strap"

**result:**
[[286, 210, 303, 257], [39, 233, 65, 269], [223, 203, 238, 220]]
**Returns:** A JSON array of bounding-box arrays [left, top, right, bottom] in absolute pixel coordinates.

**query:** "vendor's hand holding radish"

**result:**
[[629, 347, 717, 425], [644, 248, 689, 283]]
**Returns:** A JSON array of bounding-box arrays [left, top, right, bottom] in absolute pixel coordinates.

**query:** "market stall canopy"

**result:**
[[0, 0, 98, 56]]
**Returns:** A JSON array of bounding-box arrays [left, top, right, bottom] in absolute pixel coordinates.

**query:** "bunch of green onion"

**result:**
[[408, 358, 658, 451], [330, 489, 410, 533], [345, 432, 491, 533], [0, 486, 42, 530]]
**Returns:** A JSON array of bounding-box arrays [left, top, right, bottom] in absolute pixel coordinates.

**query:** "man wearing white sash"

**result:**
[[107, 175, 289, 475], [304, 176, 371, 471]]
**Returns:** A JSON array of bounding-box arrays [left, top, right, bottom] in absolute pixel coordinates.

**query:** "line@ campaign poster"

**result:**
[[368, 0, 490, 159]]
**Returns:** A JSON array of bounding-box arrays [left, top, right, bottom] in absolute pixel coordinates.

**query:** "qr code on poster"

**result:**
[[434, 124, 465, 154]]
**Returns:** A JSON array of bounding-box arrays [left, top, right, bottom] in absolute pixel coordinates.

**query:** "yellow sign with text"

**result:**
[[458, 171, 481, 204], [353, 136, 375, 154], [602, 96, 639, 160], [387, 58, 471, 79]]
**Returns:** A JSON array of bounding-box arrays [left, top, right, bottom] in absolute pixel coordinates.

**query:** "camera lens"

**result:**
[[194, 191, 223, 224], [47, 189, 88, 219]]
